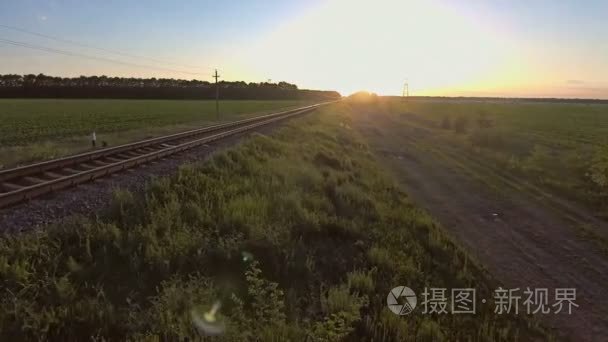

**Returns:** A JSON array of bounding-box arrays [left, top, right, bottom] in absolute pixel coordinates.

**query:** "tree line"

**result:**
[[386, 95, 608, 104], [0, 74, 341, 100]]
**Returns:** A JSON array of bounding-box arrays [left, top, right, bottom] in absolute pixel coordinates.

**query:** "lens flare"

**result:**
[[191, 301, 225, 336]]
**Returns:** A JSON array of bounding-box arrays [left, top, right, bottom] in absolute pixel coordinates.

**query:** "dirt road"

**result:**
[[354, 108, 608, 341]]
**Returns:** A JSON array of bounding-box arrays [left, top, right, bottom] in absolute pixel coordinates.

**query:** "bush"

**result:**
[[313, 284, 368, 340]]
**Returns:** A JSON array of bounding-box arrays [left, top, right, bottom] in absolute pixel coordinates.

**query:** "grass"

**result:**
[[0, 99, 312, 167], [0, 101, 551, 340], [387, 99, 608, 149], [377, 98, 608, 217]]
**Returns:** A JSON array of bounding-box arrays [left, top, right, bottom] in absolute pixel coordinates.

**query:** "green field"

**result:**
[[389, 100, 608, 149], [376, 98, 608, 216], [0, 99, 312, 167], [2, 97, 605, 339], [0, 102, 550, 340]]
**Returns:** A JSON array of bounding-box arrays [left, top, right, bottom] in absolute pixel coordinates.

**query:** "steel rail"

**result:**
[[0, 102, 328, 184], [0, 102, 329, 208]]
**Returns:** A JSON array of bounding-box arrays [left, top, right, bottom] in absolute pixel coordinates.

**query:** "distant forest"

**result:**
[[386, 95, 608, 104], [0, 74, 341, 100]]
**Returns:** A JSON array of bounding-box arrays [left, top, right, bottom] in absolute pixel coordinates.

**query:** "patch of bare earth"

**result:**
[[354, 109, 608, 341]]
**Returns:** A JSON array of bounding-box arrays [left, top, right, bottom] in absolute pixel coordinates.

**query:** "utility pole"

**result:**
[[213, 69, 220, 120]]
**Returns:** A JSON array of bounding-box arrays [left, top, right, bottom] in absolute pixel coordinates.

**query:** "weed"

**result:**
[[0, 102, 551, 340]]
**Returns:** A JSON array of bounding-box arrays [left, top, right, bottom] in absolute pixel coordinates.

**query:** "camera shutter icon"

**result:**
[[387, 286, 417, 315]]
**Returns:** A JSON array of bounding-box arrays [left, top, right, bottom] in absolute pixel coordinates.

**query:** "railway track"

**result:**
[[0, 102, 328, 209]]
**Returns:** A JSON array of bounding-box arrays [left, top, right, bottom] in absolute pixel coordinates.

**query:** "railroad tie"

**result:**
[[62, 167, 82, 174], [23, 176, 46, 185], [79, 163, 97, 170], [2, 182, 23, 191], [105, 156, 125, 163], [44, 171, 64, 179], [117, 153, 134, 159]]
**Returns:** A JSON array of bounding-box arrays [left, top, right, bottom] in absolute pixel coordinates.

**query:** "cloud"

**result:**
[[38, 15, 47, 21]]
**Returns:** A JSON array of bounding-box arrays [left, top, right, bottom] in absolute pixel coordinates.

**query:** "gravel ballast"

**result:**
[[0, 123, 285, 234]]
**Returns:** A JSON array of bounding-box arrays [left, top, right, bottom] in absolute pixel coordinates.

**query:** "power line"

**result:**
[[0, 24, 213, 72], [0, 37, 210, 77]]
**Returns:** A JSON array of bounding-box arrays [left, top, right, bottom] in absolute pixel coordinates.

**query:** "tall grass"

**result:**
[[0, 102, 550, 340]]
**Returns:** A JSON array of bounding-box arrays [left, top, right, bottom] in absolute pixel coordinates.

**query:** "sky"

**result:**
[[0, 0, 607, 98]]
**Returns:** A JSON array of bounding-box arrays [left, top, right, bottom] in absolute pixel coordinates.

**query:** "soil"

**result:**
[[354, 109, 608, 341]]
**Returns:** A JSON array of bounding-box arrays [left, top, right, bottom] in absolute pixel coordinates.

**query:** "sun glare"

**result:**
[[240, 0, 514, 96]]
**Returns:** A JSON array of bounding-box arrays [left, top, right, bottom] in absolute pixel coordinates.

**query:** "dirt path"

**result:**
[[354, 109, 608, 341]]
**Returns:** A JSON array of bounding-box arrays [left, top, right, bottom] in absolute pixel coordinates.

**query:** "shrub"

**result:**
[[313, 284, 368, 340], [245, 261, 286, 324]]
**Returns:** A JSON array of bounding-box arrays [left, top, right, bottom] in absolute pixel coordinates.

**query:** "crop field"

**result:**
[[389, 99, 608, 148], [373, 98, 608, 216], [0, 102, 550, 340], [0, 99, 312, 167]]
